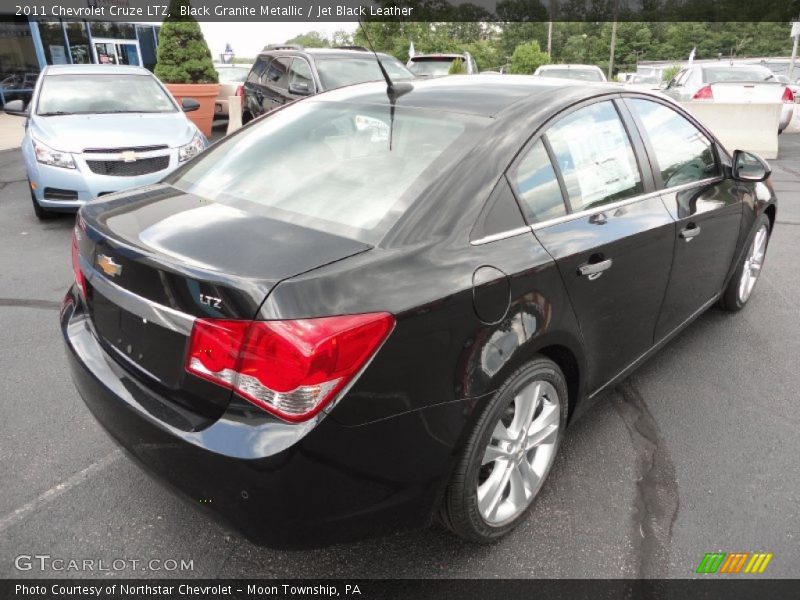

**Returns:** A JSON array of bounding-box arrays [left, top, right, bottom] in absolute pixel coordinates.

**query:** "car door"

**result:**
[[259, 57, 291, 112], [624, 97, 743, 341], [509, 98, 675, 392]]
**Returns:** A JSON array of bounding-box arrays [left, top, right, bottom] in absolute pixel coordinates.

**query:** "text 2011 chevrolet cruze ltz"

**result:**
[[62, 76, 776, 547]]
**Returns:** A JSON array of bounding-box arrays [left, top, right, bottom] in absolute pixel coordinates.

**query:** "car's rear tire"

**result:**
[[718, 214, 770, 312], [29, 181, 56, 220], [438, 356, 568, 543]]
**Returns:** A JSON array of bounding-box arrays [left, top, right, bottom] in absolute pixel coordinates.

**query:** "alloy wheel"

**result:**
[[738, 224, 769, 304], [477, 380, 560, 526]]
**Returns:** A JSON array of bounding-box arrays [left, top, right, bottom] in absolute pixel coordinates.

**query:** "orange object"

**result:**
[[164, 83, 220, 137]]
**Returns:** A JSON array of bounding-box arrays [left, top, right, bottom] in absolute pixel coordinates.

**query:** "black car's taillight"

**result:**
[[186, 313, 395, 422]]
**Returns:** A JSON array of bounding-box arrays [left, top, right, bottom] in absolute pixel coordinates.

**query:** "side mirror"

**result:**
[[731, 150, 770, 182], [288, 82, 312, 96], [181, 97, 200, 112], [4, 99, 28, 117]]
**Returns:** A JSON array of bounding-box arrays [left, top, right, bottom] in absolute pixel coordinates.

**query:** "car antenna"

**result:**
[[358, 18, 413, 150]]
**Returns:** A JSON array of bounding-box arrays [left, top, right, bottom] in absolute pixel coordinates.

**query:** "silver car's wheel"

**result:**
[[477, 380, 560, 526], [738, 223, 768, 304]]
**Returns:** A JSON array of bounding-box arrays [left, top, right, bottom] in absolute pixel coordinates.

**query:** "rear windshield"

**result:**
[[703, 67, 776, 83], [408, 58, 458, 77], [215, 66, 251, 83], [167, 101, 488, 244], [538, 68, 604, 81], [315, 57, 413, 90], [37, 74, 176, 115]]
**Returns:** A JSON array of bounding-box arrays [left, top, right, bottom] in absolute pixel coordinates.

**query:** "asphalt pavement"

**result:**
[[0, 137, 799, 579]]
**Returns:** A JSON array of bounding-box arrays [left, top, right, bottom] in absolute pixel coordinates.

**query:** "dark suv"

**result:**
[[242, 45, 414, 122]]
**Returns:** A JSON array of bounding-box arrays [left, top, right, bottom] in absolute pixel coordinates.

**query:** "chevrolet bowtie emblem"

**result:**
[[120, 151, 137, 162], [97, 254, 123, 277]]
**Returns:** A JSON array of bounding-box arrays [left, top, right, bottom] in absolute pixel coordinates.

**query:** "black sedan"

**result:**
[[62, 76, 776, 547]]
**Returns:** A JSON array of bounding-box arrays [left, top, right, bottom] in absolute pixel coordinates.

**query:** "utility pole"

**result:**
[[547, 21, 553, 58], [608, 21, 618, 80], [790, 20, 800, 81], [607, 0, 619, 80]]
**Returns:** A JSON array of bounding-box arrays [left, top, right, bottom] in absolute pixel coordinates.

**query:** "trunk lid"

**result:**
[[707, 81, 786, 103], [76, 183, 370, 421]]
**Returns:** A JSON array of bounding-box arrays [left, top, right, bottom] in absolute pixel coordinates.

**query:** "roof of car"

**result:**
[[44, 65, 151, 76], [408, 54, 467, 59], [315, 74, 621, 118], [258, 48, 396, 59], [538, 64, 602, 70]]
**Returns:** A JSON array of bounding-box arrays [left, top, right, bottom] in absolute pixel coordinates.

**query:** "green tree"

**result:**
[[509, 40, 549, 74], [283, 31, 329, 49], [154, 0, 218, 84]]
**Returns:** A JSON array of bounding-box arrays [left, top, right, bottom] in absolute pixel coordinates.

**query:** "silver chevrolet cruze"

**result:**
[[4, 64, 208, 219]]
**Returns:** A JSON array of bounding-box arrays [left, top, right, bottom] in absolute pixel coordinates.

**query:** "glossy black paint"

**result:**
[[62, 77, 777, 546]]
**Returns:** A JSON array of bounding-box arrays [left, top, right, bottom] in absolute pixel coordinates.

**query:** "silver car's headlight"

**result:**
[[178, 131, 206, 163], [33, 138, 75, 169]]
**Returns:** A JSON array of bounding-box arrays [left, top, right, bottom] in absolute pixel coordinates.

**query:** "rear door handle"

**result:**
[[680, 223, 701, 241], [577, 258, 613, 280]]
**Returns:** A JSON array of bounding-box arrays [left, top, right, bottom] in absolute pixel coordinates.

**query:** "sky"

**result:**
[[200, 22, 358, 60]]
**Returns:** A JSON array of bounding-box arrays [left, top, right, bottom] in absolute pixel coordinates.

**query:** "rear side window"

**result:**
[[628, 99, 718, 188], [510, 139, 566, 223], [247, 58, 266, 83], [545, 101, 643, 212]]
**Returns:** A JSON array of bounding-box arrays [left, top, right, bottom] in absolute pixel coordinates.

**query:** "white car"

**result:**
[[533, 64, 607, 82], [663, 64, 794, 133]]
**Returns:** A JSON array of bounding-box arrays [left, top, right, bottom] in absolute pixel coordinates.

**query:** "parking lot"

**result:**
[[0, 135, 799, 579]]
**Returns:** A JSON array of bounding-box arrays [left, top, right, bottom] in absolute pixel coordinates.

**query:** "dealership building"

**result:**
[[0, 16, 160, 106]]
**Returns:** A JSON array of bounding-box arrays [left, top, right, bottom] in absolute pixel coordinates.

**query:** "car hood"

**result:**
[[30, 112, 197, 153]]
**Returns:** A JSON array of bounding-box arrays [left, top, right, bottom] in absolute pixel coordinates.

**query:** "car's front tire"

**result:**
[[719, 214, 771, 311], [439, 356, 568, 543], [28, 180, 55, 220]]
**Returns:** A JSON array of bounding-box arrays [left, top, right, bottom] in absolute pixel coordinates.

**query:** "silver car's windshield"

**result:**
[[166, 101, 488, 244], [37, 74, 177, 116]]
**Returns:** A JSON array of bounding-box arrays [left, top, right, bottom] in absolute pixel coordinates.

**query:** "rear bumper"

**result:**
[[60, 287, 457, 547]]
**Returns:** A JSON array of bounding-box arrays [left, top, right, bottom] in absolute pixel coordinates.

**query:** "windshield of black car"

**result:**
[[702, 67, 777, 83], [315, 57, 413, 90], [408, 58, 457, 77], [167, 101, 488, 244], [538, 68, 604, 81], [215, 66, 251, 83], [37, 74, 177, 115]]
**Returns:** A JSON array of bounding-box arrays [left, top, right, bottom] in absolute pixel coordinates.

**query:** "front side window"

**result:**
[[510, 139, 566, 223], [36, 74, 176, 115], [628, 99, 718, 188], [545, 101, 643, 211], [261, 57, 289, 87], [167, 101, 488, 244], [288, 59, 315, 92]]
